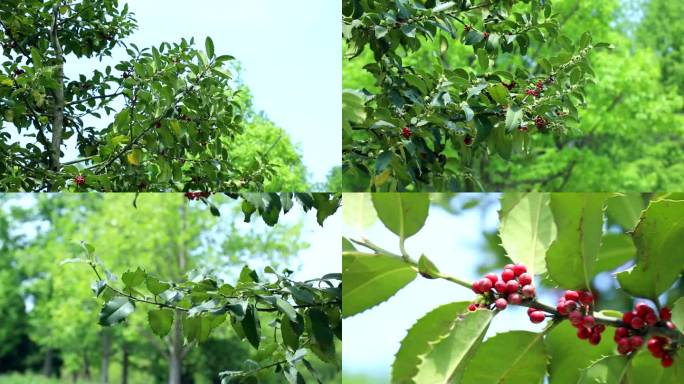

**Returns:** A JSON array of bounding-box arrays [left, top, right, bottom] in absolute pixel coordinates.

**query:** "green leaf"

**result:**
[[122, 267, 146, 289], [376, 151, 394, 173], [505, 105, 523, 131], [488, 84, 509, 105], [145, 276, 171, 296], [577, 355, 630, 384], [148, 308, 174, 338], [546, 194, 611, 290], [308, 309, 336, 362], [413, 309, 494, 383], [464, 30, 484, 45], [607, 194, 644, 229], [461, 331, 546, 384], [260, 295, 297, 323], [617, 199, 684, 299], [242, 304, 260, 349], [392, 302, 470, 383], [371, 193, 429, 239], [477, 49, 489, 71], [99, 296, 135, 326], [546, 322, 616, 384], [183, 314, 224, 343], [594, 233, 635, 274], [671, 297, 684, 330], [342, 254, 416, 317], [342, 193, 377, 231], [418, 254, 440, 279], [281, 316, 302, 350], [205, 36, 215, 58], [626, 349, 684, 383], [499, 193, 556, 276]]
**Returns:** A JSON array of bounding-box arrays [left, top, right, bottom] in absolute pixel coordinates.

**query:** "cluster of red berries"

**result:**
[[482, 32, 490, 40], [468, 263, 535, 312], [184, 191, 211, 201], [615, 304, 677, 366], [74, 175, 86, 186], [534, 115, 547, 129], [557, 290, 605, 345], [401, 127, 412, 139], [525, 80, 544, 98]]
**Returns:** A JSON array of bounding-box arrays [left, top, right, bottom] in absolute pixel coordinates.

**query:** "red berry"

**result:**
[[617, 343, 632, 355], [505, 280, 519, 294], [583, 316, 596, 327], [564, 300, 577, 312], [666, 321, 675, 329], [495, 298, 507, 310], [577, 328, 591, 340], [464, 135, 473, 146], [527, 307, 537, 315], [660, 307, 672, 321], [595, 324, 605, 333], [589, 333, 601, 345], [504, 264, 515, 270], [564, 291, 580, 301], [494, 280, 507, 293], [155, 120, 162, 128], [479, 278, 493, 293], [635, 303, 653, 318], [630, 317, 644, 329], [529, 311, 545, 324], [468, 303, 478, 312], [74, 175, 86, 186], [661, 355, 674, 367], [501, 269, 515, 282], [471, 281, 481, 293], [568, 311, 583, 326], [483, 32, 490, 40], [508, 293, 522, 305], [645, 312, 658, 326], [648, 337, 664, 352], [485, 273, 499, 285], [512, 264, 527, 276], [622, 311, 635, 325], [615, 327, 630, 338], [518, 273, 532, 286], [401, 127, 412, 139], [579, 291, 594, 305], [557, 302, 568, 315], [522, 284, 536, 298], [629, 336, 643, 348]]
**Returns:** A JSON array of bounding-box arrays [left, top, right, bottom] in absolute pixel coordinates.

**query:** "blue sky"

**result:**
[[10, 0, 341, 185], [342, 194, 560, 380]]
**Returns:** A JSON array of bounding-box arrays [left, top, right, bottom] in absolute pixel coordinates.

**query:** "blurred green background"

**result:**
[[0, 194, 341, 383], [343, 0, 684, 191]]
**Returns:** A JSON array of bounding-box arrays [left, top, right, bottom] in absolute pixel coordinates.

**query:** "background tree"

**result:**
[[0, 0, 309, 192]]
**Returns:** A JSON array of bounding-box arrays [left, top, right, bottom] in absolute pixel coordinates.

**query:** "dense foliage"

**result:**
[[0, 0, 309, 192], [343, 0, 684, 191], [0, 194, 342, 383], [342, 193, 684, 382]]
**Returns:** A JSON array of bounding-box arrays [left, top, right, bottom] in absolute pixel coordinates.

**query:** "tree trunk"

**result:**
[[49, 4, 65, 175], [167, 201, 188, 384], [42, 348, 54, 377], [101, 329, 111, 384], [82, 350, 91, 380], [121, 344, 129, 384]]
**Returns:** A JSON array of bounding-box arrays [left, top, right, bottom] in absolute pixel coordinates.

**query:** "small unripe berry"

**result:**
[[501, 269, 515, 282], [529, 311, 545, 324], [485, 273, 499, 285], [518, 273, 532, 286], [495, 298, 508, 310], [508, 293, 522, 305], [564, 291, 580, 301], [522, 284, 536, 298], [505, 280, 519, 294], [512, 264, 527, 276]]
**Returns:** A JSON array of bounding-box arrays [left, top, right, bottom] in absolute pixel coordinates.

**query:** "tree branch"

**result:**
[[49, 4, 66, 174]]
